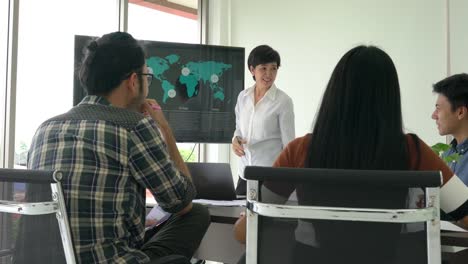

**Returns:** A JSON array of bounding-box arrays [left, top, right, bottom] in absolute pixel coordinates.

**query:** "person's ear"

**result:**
[[127, 72, 139, 95], [249, 65, 255, 75], [456, 106, 468, 120]]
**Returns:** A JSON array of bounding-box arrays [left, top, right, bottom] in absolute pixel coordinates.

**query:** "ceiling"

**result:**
[[129, 0, 198, 19], [128, 0, 198, 20], [167, 0, 198, 10]]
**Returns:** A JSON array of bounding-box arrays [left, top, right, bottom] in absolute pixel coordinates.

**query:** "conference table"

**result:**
[[192, 200, 245, 264], [146, 197, 467, 264], [442, 231, 468, 264]]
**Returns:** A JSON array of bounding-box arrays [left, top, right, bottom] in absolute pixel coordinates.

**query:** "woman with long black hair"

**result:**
[[235, 45, 468, 263]]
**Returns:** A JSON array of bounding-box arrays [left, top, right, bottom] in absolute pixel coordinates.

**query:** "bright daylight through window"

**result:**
[[12, 0, 200, 167], [0, 0, 9, 165], [13, 0, 118, 167]]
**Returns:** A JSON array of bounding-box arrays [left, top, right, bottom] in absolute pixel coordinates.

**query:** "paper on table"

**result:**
[[194, 199, 246, 207], [146, 191, 245, 208], [441, 220, 468, 232], [146, 205, 171, 229]]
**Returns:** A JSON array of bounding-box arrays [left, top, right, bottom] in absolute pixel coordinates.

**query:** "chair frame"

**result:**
[[0, 169, 76, 264], [245, 169, 442, 264]]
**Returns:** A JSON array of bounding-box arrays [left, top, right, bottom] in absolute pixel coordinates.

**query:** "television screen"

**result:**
[[74, 35, 245, 143]]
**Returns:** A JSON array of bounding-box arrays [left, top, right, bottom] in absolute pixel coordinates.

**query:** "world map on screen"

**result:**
[[147, 55, 233, 104]]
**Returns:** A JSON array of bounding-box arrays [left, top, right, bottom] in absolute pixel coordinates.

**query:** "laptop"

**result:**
[[186, 162, 237, 201]]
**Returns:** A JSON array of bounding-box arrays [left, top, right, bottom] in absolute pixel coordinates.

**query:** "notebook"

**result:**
[[186, 162, 237, 201]]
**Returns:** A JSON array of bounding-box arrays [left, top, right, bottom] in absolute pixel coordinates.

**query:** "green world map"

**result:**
[[147, 55, 232, 103]]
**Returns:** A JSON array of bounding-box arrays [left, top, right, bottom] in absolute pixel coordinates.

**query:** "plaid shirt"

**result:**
[[27, 96, 196, 263]]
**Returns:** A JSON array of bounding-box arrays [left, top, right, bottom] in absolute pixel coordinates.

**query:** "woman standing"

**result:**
[[232, 45, 295, 194]]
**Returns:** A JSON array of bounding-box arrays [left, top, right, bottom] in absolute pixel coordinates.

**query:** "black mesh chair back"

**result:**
[[0, 169, 75, 264], [244, 167, 442, 264]]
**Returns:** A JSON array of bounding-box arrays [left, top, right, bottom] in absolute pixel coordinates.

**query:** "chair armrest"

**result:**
[[0, 249, 13, 257], [247, 200, 439, 223], [0, 200, 58, 215]]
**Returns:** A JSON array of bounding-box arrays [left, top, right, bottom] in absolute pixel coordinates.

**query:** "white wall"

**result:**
[[227, 0, 448, 145], [449, 0, 468, 75], [208, 0, 468, 178]]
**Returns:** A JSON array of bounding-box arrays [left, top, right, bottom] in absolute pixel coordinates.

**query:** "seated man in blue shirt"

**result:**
[[432, 73, 468, 186], [27, 32, 210, 263]]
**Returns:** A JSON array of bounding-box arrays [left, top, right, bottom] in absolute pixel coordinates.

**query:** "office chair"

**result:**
[[244, 166, 442, 264], [0, 168, 199, 264], [0, 169, 75, 264]]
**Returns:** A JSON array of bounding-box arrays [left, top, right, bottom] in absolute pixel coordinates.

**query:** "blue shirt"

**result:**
[[442, 138, 468, 185]]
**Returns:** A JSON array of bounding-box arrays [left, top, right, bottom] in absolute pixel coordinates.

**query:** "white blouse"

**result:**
[[233, 84, 295, 178]]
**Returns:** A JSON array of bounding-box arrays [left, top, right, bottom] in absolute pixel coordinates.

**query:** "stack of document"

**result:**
[[193, 199, 246, 207], [441, 220, 468, 232], [145, 205, 171, 229]]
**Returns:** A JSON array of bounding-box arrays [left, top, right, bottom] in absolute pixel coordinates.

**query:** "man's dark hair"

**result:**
[[306, 45, 408, 171], [79, 31, 146, 96], [247, 45, 281, 81], [433, 73, 468, 111]]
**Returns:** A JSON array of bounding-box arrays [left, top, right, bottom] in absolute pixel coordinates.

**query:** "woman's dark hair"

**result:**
[[79, 31, 146, 96], [305, 45, 408, 170], [247, 45, 281, 81], [433, 73, 468, 111]]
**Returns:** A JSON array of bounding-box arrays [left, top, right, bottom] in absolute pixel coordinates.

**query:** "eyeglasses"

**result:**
[[124, 67, 154, 86], [138, 73, 154, 86]]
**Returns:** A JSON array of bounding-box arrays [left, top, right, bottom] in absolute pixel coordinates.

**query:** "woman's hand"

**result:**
[[234, 211, 247, 244], [232, 136, 247, 157], [456, 215, 468, 230]]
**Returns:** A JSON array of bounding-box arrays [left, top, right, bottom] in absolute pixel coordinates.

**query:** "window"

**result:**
[[128, 0, 199, 44], [1, 1, 11, 259], [14, 0, 119, 167], [129, 0, 201, 162], [0, 0, 9, 166]]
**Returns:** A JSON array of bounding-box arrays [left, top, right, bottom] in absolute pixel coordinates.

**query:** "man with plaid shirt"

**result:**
[[27, 32, 210, 263]]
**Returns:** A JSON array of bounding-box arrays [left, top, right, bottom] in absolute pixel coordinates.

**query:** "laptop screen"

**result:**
[[146, 162, 237, 204], [187, 162, 237, 200]]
